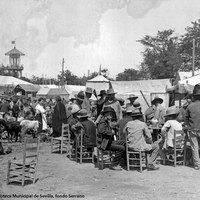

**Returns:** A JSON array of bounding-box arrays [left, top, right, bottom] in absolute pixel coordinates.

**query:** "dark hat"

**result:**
[[101, 106, 115, 115], [127, 94, 138, 100], [107, 88, 116, 95], [193, 84, 200, 96], [133, 101, 141, 109], [151, 96, 163, 105], [74, 91, 85, 101], [85, 87, 93, 94], [98, 90, 106, 96], [55, 95, 61, 102], [117, 98, 125, 103], [77, 109, 89, 118], [131, 108, 143, 117]]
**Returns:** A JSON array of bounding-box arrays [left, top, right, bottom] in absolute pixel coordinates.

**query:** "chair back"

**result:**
[[173, 130, 185, 149], [62, 123, 70, 139], [23, 136, 40, 163]]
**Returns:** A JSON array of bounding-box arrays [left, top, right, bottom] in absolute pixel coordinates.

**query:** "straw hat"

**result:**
[[74, 91, 85, 101], [127, 94, 138, 100], [151, 96, 163, 105], [107, 88, 116, 95], [165, 106, 179, 117], [85, 87, 93, 94]]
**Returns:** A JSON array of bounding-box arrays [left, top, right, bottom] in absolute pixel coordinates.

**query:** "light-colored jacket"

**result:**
[[123, 119, 152, 151]]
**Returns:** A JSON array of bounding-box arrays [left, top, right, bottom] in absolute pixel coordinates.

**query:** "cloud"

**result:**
[[0, 0, 167, 75]]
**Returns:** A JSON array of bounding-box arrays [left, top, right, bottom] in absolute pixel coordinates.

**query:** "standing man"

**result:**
[[185, 84, 200, 170], [82, 87, 93, 115], [96, 90, 107, 117]]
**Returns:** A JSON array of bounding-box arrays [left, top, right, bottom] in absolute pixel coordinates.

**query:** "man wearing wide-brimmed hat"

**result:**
[[161, 106, 182, 149], [82, 87, 93, 115], [127, 94, 138, 106], [123, 108, 160, 170], [74, 91, 85, 109], [97, 106, 125, 170], [103, 88, 122, 121], [185, 84, 200, 170], [96, 90, 107, 117]]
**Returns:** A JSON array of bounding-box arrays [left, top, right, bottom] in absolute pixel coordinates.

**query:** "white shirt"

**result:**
[[161, 120, 182, 148]]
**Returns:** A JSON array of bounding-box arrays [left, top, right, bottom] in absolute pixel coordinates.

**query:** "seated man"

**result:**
[[97, 106, 125, 171], [161, 106, 182, 150], [123, 108, 160, 170], [72, 109, 96, 147]]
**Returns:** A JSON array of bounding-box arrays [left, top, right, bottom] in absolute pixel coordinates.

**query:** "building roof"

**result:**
[[5, 47, 25, 56], [0, 75, 32, 86], [39, 84, 58, 88], [15, 84, 41, 92], [37, 88, 69, 98], [87, 75, 109, 82]]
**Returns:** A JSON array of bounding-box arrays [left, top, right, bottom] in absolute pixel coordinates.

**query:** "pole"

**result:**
[[61, 58, 65, 88], [192, 39, 195, 76], [140, 90, 150, 107]]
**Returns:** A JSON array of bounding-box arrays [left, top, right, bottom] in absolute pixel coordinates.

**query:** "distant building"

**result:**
[[0, 44, 24, 78]]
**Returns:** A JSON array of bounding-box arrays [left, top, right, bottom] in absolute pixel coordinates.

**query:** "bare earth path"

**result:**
[[1, 142, 200, 200]]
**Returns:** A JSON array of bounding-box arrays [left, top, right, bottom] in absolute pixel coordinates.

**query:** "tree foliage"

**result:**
[[179, 19, 200, 71], [138, 29, 182, 79], [116, 68, 142, 81]]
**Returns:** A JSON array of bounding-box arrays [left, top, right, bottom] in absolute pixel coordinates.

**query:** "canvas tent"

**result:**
[[86, 75, 109, 95], [110, 79, 172, 112], [0, 75, 32, 86], [37, 88, 69, 100]]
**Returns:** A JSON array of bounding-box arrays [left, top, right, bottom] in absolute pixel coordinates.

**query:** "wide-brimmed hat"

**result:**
[[74, 91, 85, 101], [98, 90, 107, 96], [151, 96, 163, 105], [101, 106, 115, 115], [85, 87, 93, 94], [107, 88, 116, 95], [193, 84, 200, 96], [71, 104, 81, 114], [165, 106, 179, 117], [125, 103, 134, 113], [77, 109, 89, 118], [131, 108, 143, 117], [127, 94, 138, 100]]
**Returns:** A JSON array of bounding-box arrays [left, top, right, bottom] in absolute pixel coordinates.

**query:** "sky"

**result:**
[[0, 0, 200, 79]]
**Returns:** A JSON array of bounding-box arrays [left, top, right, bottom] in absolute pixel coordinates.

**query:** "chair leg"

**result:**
[[51, 138, 53, 153], [7, 161, 11, 185], [80, 146, 82, 164], [100, 150, 103, 170], [139, 152, 142, 173], [97, 148, 100, 168], [127, 152, 130, 171], [61, 140, 63, 154], [174, 150, 177, 167]]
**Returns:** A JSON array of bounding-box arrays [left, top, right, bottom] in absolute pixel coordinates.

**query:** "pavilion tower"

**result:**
[[4, 44, 25, 78]]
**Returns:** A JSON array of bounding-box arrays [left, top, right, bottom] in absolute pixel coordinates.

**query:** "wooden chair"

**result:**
[[96, 133, 112, 170], [76, 128, 94, 164], [163, 130, 186, 167], [7, 136, 40, 186], [125, 132, 148, 172], [51, 123, 72, 157]]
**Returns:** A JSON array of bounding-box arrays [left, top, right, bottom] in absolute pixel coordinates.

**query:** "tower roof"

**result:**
[[5, 47, 25, 56]]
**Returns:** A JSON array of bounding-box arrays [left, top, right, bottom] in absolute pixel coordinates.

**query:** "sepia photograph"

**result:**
[[1, 0, 200, 199]]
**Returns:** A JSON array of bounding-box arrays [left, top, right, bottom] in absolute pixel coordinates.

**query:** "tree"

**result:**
[[116, 68, 141, 81], [138, 29, 182, 79], [179, 19, 200, 71]]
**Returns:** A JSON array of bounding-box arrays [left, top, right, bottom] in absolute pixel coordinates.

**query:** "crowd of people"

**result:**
[[1, 84, 200, 171]]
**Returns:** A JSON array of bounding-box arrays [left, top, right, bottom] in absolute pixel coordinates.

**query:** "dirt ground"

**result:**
[[1, 141, 200, 200]]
